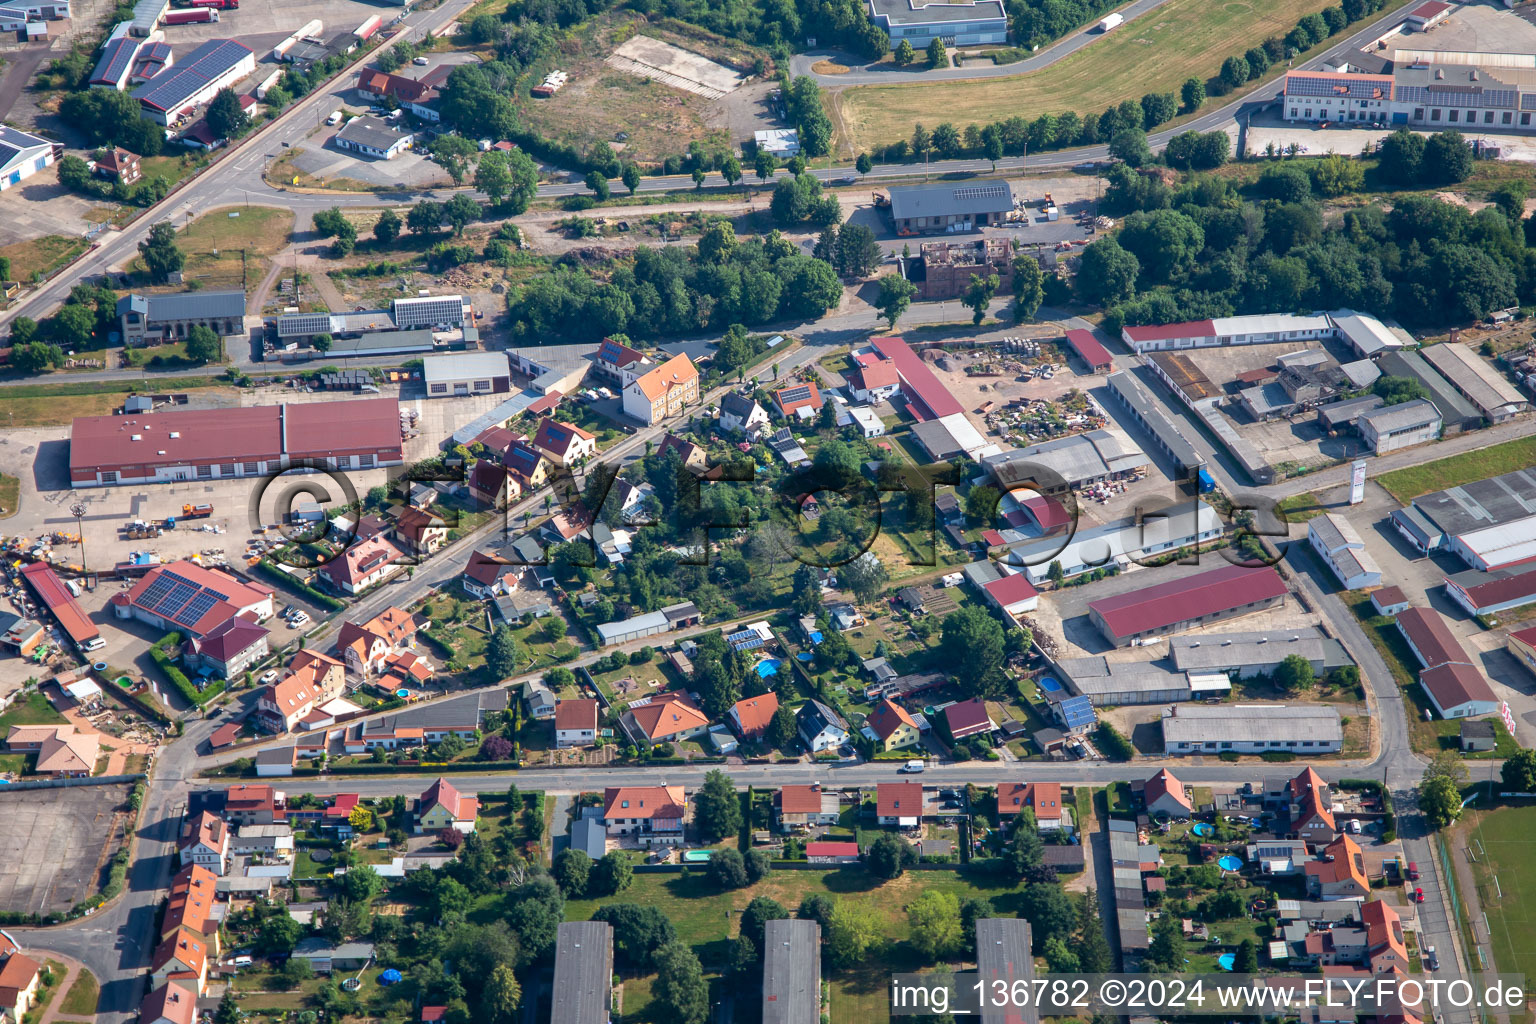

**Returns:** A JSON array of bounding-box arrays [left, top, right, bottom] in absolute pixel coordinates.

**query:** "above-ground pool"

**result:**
[[396, 688, 410, 698], [756, 659, 783, 678], [1218, 855, 1244, 871], [1218, 953, 1236, 971], [683, 850, 712, 863], [115, 676, 133, 690], [1191, 823, 1214, 837], [796, 652, 814, 661], [1039, 677, 1063, 693]]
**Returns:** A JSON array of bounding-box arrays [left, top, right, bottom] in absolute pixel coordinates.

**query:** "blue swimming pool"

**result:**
[[396, 688, 410, 698], [1218, 953, 1236, 971], [1191, 823, 1214, 837], [796, 652, 814, 661], [1039, 676, 1063, 693], [683, 850, 713, 863], [756, 658, 783, 678], [1218, 855, 1243, 871]]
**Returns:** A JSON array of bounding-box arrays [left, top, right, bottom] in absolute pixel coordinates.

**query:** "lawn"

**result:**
[[130, 206, 293, 293], [0, 235, 87, 284], [1378, 435, 1536, 502], [125, 339, 226, 370], [0, 376, 230, 427], [0, 473, 18, 519], [558, 868, 1030, 1024], [1467, 804, 1536, 986], [1346, 594, 1447, 755], [0, 691, 67, 731], [59, 969, 99, 1015], [1278, 492, 1326, 523], [836, 0, 1337, 152]]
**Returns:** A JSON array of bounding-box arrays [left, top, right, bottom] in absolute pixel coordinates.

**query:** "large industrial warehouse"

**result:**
[[1087, 564, 1290, 648], [69, 398, 405, 487]]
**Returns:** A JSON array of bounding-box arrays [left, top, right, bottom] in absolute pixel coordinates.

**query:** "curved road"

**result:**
[[790, 0, 1178, 85]]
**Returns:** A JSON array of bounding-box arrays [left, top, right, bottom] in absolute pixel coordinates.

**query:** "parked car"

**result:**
[[258, 669, 279, 684], [1424, 945, 1439, 970], [1413, 887, 1425, 903], [1407, 861, 1420, 881]]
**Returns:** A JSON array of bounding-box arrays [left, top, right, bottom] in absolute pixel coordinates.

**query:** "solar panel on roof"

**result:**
[[174, 592, 220, 629], [777, 385, 813, 404], [726, 629, 767, 650], [153, 581, 199, 616], [136, 576, 177, 611], [950, 183, 1010, 201]]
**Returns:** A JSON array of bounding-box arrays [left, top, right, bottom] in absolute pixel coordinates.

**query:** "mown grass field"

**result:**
[[835, 0, 1335, 152], [1468, 804, 1536, 990], [0, 376, 232, 428], [1377, 435, 1536, 502]]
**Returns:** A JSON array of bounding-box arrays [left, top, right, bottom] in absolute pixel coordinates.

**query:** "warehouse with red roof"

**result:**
[[1088, 564, 1289, 648], [70, 398, 405, 487], [19, 562, 101, 653], [1063, 329, 1113, 374]]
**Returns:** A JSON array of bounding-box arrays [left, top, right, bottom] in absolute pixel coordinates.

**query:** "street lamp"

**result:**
[[69, 501, 88, 574]]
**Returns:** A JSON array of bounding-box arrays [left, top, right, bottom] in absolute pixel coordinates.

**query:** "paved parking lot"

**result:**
[[0, 784, 133, 916]]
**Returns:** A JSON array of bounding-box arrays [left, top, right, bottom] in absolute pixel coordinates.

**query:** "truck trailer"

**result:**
[[1098, 12, 1123, 30]]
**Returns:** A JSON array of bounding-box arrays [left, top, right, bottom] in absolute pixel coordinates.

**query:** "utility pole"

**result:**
[[70, 501, 88, 574]]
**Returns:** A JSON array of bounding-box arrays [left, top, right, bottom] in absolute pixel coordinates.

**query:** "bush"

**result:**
[[148, 632, 225, 707], [1095, 722, 1134, 761], [253, 559, 345, 611]]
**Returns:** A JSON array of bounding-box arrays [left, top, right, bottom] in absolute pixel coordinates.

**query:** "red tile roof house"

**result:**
[[184, 613, 269, 679], [997, 782, 1065, 831], [943, 698, 994, 743], [140, 981, 198, 1024], [727, 693, 779, 740], [554, 698, 598, 749], [847, 359, 902, 404], [467, 460, 522, 510], [318, 534, 405, 595], [775, 784, 840, 830], [1287, 767, 1338, 846], [178, 810, 229, 874], [462, 550, 523, 600], [806, 841, 861, 864], [416, 777, 479, 834], [151, 928, 209, 993], [1419, 662, 1500, 720], [255, 673, 320, 733], [1361, 900, 1408, 973], [0, 951, 41, 1022], [593, 336, 652, 385], [532, 417, 597, 467], [1088, 564, 1289, 648], [771, 381, 823, 420], [1143, 769, 1193, 819], [1306, 834, 1370, 899], [337, 606, 418, 676], [603, 785, 687, 846], [877, 781, 924, 828], [394, 506, 449, 557], [116, 560, 275, 636], [225, 783, 280, 825]]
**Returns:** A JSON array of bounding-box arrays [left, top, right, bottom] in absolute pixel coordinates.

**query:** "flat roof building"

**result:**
[[1056, 657, 1194, 705], [551, 921, 612, 1024], [885, 179, 1015, 234], [976, 918, 1038, 1024], [1105, 370, 1203, 473], [422, 352, 510, 398], [1001, 500, 1222, 585], [1168, 628, 1351, 678], [1308, 513, 1383, 589], [1088, 564, 1289, 648], [334, 114, 414, 160], [867, 0, 1007, 49], [1162, 704, 1343, 754], [69, 398, 404, 488], [1445, 563, 1536, 617], [762, 919, 821, 1024]]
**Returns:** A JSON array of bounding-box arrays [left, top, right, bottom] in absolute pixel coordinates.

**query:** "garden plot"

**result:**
[[605, 36, 747, 98]]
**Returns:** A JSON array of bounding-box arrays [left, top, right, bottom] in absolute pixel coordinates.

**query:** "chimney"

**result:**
[[1471, 68, 1479, 80], [1435, 68, 1444, 79]]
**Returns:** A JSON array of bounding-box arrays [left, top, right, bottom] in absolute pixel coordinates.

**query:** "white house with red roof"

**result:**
[[416, 777, 478, 834], [602, 785, 686, 845], [847, 359, 901, 404], [554, 698, 598, 748], [531, 417, 597, 466], [178, 811, 229, 874], [593, 336, 652, 385], [877, 781, 923, 828], [256, 673, 321, 733], [184, 614, 269, 679], [462, 550, 523, 600], [337, 607, 418, 676], [1143, 769, 1193, 819], [318, 534, 404, 595]]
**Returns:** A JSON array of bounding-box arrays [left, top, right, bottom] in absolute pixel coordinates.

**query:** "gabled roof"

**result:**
[[1421, 661, 1497, 713], [0, 952, 39, 1005], [729, 693, 779, 734], [797, 699, 847, 736], [263, 673, 318, 716], [629, 692, 709, 740], [532, 417, 594, 459], [983, 571, 1039, 609], [596, 336, 647, 370], [850, 359, 900, 391], [396, 505, 447, 543], [140, 981, 197, 1024], [180, 810, 226, 852], [866, 698, 917, 741], [778, 784, 825, 815], [420, 777, 476, 821], [1089, 565, 1288, 639], [719, 392, 764, 419], [186, 614, 268, 663], [319, 534, 403, 589], [1144, 768, 1192, 812], [1395, 606, 1470, 670], [1361, 899, 1407, 962], [464, 550, 520, 587], [151, 928, 208, 976], [877, 781, 923, 819], [943, 697, 992, 737], [1025, 781, 1062, 819], [997, 782, 1031, 815], [772, 381, 822, 416], [554, 698, 597, 732], [603, 785, 686, 820], [125, 560, 272, 637], [1307, 834, 1368, 890], [225, 783, 275, 812]]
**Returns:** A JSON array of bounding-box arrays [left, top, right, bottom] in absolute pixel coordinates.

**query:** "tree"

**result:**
[[965, 484, 999, 522], [1043, 937, 1080, 973], [1310, 153, 1364, 196], [839, 553, 889, 604], [408, 200, 443, 236], [444, 194, 480, 236], [1181, 76, 1205, 112], [695, 769, 743, 842], [1075, 237, 1139, 304], [206, 87, 249, 139], [277, 954, 313, 990], [578, 171, 608, 200], [1377, 129, 1426, 186], [1108, 128, 1150, 167], [1419, 774, 1463, 830], [766, 703, 799, 751], [594, 904, 677, 966], [755, 149, 776, 185], [856, 152, 874, 175], [984, 130, 1004, 170], [430, 135, 478, 184], [313, 207, 349, 238], [1502, 747, 1536, 793], [866, 832, 914, 879], [214, 991, 240, 1024], [1007, 812, 1044, 877], [1373, 375, 1428, 406], [1423, 130, 1474, 185], [721, 154, 742, 188], [692, 167, 706, 190], [698, 221, 737, 264], [926, 37, 947, 68], [963, 272, 999, 325], [1140, 91, 1177, 128], [184, 324, 221, 365], [486, 625, 523, 679], [480, 964, 521, 1024], [257, 912, 303, 955], [908, 889, 963, 960], [374, 207, 401, 244], [138, 221, 184, 284], [826, 900, 886, 967], [1077, 889, 1113, 972], [340, 862, 382, 903], [652, 941, 709, 1024], [739, 895, 789, 953], [1491, 180, 1529, 225], [621, 163, 641, 196], [894, 38, 916, 64], [940, 605, 1007, 697], [875, 273, 917, 330], [552, 848, 591, 897], [1020, 882, 1076, 949], [1220, 55, 1250, 91], [1234, 938, 1260, 973], [1012, 254, 1044, 321], [593, 850, 634, 896], [437, 827, 465, 850], [1147, 910, 1187, 971], [1275, 653, 1315, 693], [836, 223, 882, 278]]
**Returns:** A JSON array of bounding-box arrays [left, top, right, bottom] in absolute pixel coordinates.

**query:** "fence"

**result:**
[[0, 773, 144, 793]]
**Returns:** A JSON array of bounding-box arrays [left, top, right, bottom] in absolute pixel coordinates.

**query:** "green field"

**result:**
[[1468, 804, 1536, 989], [1377, 435, 1536, 502], [0, 692, 67, 732], [836, 0, 1336, 152]]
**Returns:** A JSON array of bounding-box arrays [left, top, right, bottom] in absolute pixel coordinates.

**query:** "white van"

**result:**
[[232, 955, 254, 968], [80, 636, 106, 652], [325, 110, 343, 126], [901, 760, 925, 773]]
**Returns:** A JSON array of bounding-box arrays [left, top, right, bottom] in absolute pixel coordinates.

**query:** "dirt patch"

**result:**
[[812, 59, 850, 74]]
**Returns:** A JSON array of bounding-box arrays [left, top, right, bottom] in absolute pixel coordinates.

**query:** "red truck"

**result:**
[[163, 8, 218, 23], [189, 0, 239, 9], [181, 503, 214, 519]]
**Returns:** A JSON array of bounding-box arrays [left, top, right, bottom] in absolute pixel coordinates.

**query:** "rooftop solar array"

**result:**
[[726, 628, 768, 650], [91, 35, 140, 85], [1057, 694, 1096, 730], [951, 183, 1010, 201], [776, 385, 814, 404], [133, 39, 251, 112]]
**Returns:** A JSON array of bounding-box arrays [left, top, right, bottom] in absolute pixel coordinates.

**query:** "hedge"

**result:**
[[253, 559, 346, 611], [150, 632, 225, 708]]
